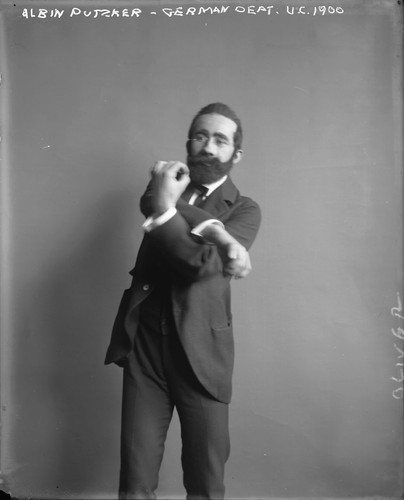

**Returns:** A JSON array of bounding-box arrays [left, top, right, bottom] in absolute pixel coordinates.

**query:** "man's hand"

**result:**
[[151, 161, 190, 216], [199, 224, 252, 279], [220, 241, 252, 279]]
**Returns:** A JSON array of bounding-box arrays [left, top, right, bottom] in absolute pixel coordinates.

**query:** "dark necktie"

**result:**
[[187, 182, 209, 206]]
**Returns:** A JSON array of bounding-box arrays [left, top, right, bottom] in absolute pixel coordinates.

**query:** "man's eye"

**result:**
[[216, 138, 228, 146], [194, 134, 206, 142]]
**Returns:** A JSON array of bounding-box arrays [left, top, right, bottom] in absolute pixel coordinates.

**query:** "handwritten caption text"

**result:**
[[22, 5, 345, 19], [391, 292, 404, 400]]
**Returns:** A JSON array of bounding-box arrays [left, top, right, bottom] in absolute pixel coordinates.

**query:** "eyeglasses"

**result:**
[[191, 133, 231, 149]]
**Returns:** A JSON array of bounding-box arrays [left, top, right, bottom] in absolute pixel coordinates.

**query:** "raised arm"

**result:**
[[142, 161, 261, 281]]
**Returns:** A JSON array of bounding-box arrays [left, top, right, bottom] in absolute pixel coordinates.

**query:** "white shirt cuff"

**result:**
[[143, 207, 177, 232], [191, 219, 224, 238]]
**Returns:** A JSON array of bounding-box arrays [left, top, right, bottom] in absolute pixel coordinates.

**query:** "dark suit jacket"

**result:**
[[105, 176, 261, 403]]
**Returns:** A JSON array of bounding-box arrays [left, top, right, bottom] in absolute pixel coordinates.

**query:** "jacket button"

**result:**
[[142, 284, 150, 291]]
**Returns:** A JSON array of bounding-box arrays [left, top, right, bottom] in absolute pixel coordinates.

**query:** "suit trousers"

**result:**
[[119, 310, 230, 500]]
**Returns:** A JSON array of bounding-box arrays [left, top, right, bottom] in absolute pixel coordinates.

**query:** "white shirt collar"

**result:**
[[202, 175, 228, 196]]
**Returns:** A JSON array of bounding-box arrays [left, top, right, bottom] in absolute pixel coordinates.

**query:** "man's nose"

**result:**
[[202, 137, 217, 155]]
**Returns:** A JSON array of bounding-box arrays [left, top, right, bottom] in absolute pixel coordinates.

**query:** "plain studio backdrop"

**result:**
[[0, 0, 402, 498]]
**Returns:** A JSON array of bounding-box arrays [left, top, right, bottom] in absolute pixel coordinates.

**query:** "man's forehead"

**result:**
[[193, 113, 237, 136]]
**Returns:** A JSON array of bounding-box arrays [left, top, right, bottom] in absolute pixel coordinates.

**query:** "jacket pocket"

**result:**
[[211, 322, 232, 335]]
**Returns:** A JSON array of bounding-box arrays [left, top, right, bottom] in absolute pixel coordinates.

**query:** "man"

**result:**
[[105, 103, 261, 499]]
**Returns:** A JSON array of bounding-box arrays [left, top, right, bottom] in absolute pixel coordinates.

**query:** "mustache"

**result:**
[[188, 153, 221, 167]]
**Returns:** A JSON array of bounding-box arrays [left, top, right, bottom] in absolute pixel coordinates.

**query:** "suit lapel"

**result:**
[[181, 184, 195, 203], [197, 176, 240, 218]]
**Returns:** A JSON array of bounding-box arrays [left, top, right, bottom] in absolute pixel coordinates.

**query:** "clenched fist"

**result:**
[[150, 161, 190, 216]]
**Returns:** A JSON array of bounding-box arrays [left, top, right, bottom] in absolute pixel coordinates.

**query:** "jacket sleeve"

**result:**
[[146, 197, 261, 282], [220, 197, 261, 250]]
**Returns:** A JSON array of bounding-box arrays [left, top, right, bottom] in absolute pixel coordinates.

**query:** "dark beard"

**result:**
[[187, 153, 233, 184]]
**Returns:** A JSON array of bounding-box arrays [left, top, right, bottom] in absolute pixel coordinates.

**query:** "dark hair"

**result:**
[[187, 102, 243, 151]]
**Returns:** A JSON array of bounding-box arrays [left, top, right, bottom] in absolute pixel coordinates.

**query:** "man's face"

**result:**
[[187, 113, 241, 184]]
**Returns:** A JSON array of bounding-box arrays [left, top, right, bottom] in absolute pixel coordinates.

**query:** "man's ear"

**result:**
[[232, 149, 243, 165]]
